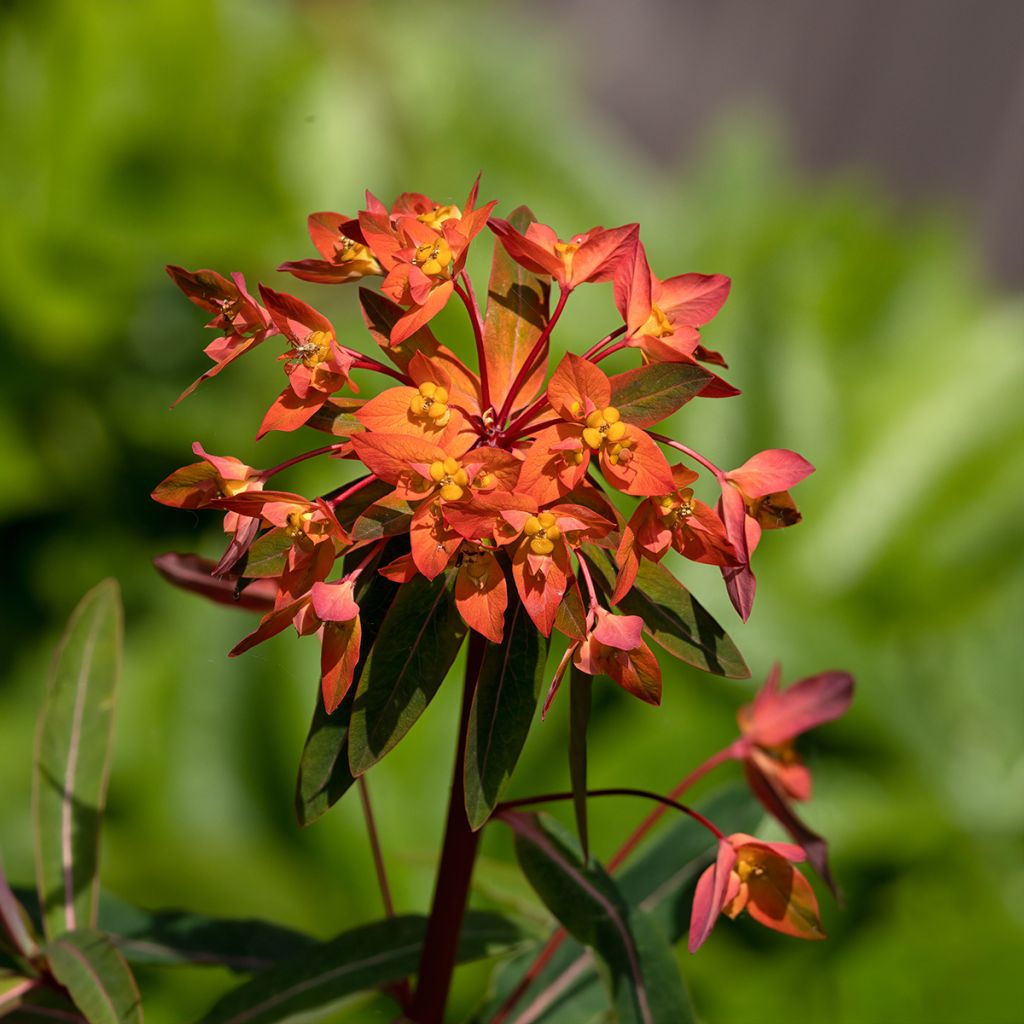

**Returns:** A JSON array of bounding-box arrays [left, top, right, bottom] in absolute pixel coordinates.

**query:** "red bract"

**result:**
[[278, 212, 383, 285], [688, 833, 824, 952]]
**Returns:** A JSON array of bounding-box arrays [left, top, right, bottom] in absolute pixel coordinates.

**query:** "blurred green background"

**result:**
[[2, 1, 1022, 1021]]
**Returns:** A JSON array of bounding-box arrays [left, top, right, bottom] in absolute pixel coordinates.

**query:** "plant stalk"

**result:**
[[408, 633, 487, 1023]]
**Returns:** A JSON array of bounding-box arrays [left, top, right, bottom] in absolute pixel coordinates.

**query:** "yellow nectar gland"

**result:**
[[582, 406, 628, 452], [286, 509, 315, 536], [335, 235, 378, 269], [460, 546, 492, 589], [409, 381, 451, 426], [639, 303, 674, 339], [295, 330, 333, 368], [218, 477, 249, 499], [429, 456, 468, 502], [659, 487, 695, 524], [554, 238, 581, 276], [417, 204, 462, 231], [412, 237, 452, 277], [734, 847, 767, 883], [523, 511, 561, 556]]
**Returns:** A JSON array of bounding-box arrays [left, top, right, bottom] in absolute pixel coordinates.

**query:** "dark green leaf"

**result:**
[[305, 396, 365, 437], [330, 477, 393, 531], [583, 547, 749, 679], [196, 911, 522, 1024], [34, 580, 123, 940], [295, 566, 400, 826], [608, 362, 711, 428], [348, 571, 466, 775], [464, 597, 549, 830], [568, 668, 591, 862], [507, 813, 690, 1024], [480, 788, 759, 1023], [483, 205, 551, 412], [241, 528, 292, 579], [44, 928, 142, 1024], [351, 495, 416, 545]]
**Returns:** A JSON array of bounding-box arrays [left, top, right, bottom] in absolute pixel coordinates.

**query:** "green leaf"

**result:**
[[44, 928, 142, 1024], [33, 580, 123, 940], [507, 813, 690, 1024], [351, 494, 416, 545], [481, 788, 759, 1023], [483, 205, 551, 413], [0, 868, 37, 959], [568, 667, 591, 863], [295, 565, 400, 826], [330, 477, 393, 531], [608, 362, 712, 427], [241, 528, 292, 579], [305, 396, 366, 437], [464, 598, 549, 830], [582, 547, 749, 679], [348, 571, 467, 775], [196, 911, 522, 1024]]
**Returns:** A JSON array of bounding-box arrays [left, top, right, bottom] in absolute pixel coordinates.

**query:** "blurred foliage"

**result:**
[[1, 0, 1022, 1021]]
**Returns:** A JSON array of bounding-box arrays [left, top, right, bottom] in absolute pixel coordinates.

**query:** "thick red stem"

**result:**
[[408, 633, 487, 1023]]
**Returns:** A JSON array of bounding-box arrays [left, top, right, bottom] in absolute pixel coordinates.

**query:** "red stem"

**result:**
[[408, 632, 488, 1023], [590, 339, 629, 363], [489, 929, 565, 1024], [260, 443, 343, 481], [351, 354, 411, 385], [454, 273, 492, 413], [326, 473, 378, 509], [497, 287, 570, 425], [581, 325, 627, 360], [648, 432, 724, 480]]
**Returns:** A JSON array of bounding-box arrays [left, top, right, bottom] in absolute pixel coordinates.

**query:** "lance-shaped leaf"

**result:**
[[482, 788, 758, 1023], [241, 529, 292, 579], [44, 928, 142, 1024], [582, 547, 749, 679], [464, 597, 549, 830], [351, 494, 417, 544], [196, 911, 521, 1024], [329, 477, 392, 531], [348, 570, 467, 775], [568, 667, 591, 862], [483, 205, 551, 413], [306, 396, 366, 437], [0, 869, 37, 960], [505, 813, 690, 1024], [33, 580, 123, 941], [608, 362, 712, 427], [295, 565, 401, 826]]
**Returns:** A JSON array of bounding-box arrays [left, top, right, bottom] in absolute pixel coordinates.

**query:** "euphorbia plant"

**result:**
[[151, 178, 854, 1023]]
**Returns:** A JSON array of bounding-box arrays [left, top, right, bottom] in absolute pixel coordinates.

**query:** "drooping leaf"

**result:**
[[33, 580, 123, 941], [241, 528, 292, 579], [348, 571, 466, 775], [483, 205, 551, 413], [295, 565, 400, 826], [481, 788, 758, 1023], [583, 547, 749, 679], [44, 928, 142, 1024], [464, 597, 549, 830], [305, 396, 366, 437], [351, 494, 417, 545], [196, 911, 521, 1024], [609, 362, 711, 427], [506, 813, 690, 1024], [568, 667, 591, 862]]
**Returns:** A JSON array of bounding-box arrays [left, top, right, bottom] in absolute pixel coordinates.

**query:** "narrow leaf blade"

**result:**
[[464, 597, 549, 830], [483, 205, 551, 413], [568, 668, 591, 862], [33, 580, 123, 940], [583, 547, 749, 678], [44, 928, 142, 1024], [609, 362, 711, 427], [196, 911, 521, 1024], [348, 571, 467, 775]]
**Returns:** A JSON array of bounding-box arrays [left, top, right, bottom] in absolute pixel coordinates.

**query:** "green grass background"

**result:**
[[1, 1, 1022, 1021]]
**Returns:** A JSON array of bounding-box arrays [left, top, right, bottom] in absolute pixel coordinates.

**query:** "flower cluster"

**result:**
[[154, 179, 849, 951]]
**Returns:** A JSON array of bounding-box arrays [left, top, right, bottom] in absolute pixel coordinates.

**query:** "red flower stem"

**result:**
[[498, 788, 725, 841], [606, 744, 738, 871], [408, 632, 488, 1024], [502, 394, 552, 441], [648, 433, 724, 480], [351, 355, 411, 385], [327, 473, 379, 509], [454, 273, 492, 413], [590, 339, 629, 363], [496, 287, 570, 425], [488, 752, 736, 1023], [260, 444, 344, 480], [581, 325, 627, 360], [343, 539, 387, 582], [575, 552, 600, 612], [507, 417, 562, 440]]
